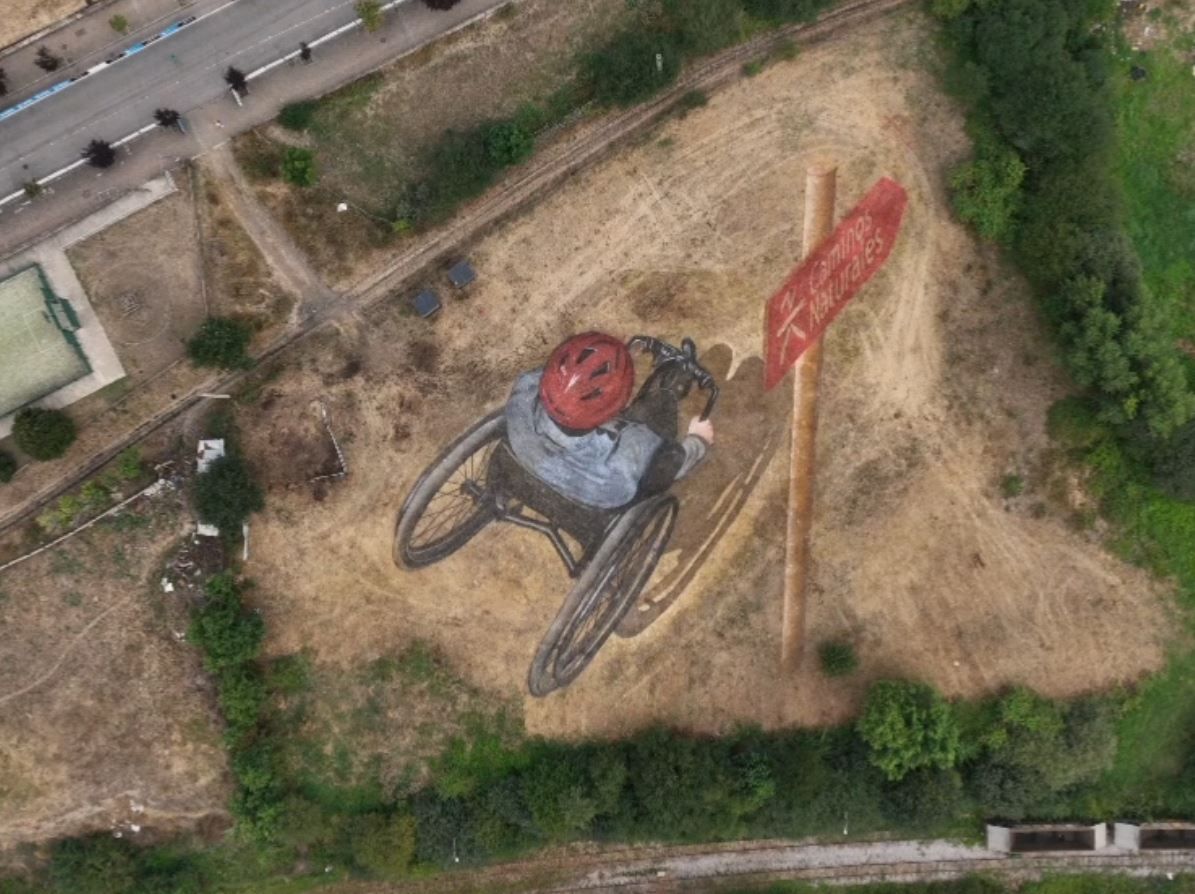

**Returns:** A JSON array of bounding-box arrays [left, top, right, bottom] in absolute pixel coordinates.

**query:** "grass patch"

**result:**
[[1113, 45, 1195, 343]]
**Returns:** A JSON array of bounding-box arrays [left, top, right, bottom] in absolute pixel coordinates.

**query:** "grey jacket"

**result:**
[[505, 370, 706, 509]]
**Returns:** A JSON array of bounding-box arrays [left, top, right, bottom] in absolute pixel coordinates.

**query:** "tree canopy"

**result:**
[[13, 407, 76, 460], [857, 680, 961, 781]]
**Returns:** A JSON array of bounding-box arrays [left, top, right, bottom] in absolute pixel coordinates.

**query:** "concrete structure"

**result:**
[[1115, 822, 1195, 851], [986, 824, 1107, 854]]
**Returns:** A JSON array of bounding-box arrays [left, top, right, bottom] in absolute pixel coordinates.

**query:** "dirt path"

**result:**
[[204, 143, 338, 316], [322, 838, 1195, 893], [0, 0, 912, 540]]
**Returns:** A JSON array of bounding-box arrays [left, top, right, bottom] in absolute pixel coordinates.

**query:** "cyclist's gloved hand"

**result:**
[[687, 416, 714, 445]]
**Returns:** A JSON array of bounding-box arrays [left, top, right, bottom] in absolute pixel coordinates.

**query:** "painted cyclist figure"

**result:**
[[504, 332, 715, 510]]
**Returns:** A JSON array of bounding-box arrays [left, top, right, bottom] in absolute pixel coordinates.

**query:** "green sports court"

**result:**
[[0, 265, 91, 419]]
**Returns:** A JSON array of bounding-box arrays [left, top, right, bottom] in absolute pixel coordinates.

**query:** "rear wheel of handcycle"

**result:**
[[527, 493, 678, 697], [393, 410, 504, 569]]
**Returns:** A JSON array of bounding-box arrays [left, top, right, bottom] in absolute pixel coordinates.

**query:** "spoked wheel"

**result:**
[[527, 494, 678, 697], [394, 410, 505, 569]]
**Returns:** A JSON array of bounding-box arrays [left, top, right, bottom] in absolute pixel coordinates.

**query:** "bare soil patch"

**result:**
[[232, 0, 631, 286], [0, 492, 229, 852], [238, 9, 1173, 747]]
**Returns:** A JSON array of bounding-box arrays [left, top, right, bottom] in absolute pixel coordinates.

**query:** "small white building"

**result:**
[[196, 438, 226, 474]]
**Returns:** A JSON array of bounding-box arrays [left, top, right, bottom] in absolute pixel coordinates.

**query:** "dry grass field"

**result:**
[[0, 490, 229, 852], [230, 8, 1176, 749], [233, 0, 631, 287], [0, 0, 84, 50]]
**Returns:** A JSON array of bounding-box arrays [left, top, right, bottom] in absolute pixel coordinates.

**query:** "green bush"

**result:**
[[661, 0, 743, 56], [49, 834, 137, 894], [13, 407, 76, 460], [484, 120, 535, 167], [0, 450, 15, 483], [583, 27, 682, 107], [115, 447, 143, 481], [188, 574, 264, 672], [858, 680, 961, 781], [818, 640, 858, 677], [1000, 474, 1024, 498], [949, 139, 1025, 244], [882, 767, 965, 826], [740, 0, 828, 24], [186, 317, 252, 369], [349, 813, 417, 876], [281, 147, 318, 187], [1047, 396, 1107, 450], [278, 100, 317, 131], [193, 453, 263, 535], [355, 0, 382, 31], [1154, 419, 1195, 501]]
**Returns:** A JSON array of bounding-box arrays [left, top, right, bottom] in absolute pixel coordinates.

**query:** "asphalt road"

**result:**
[[0, 0, 504, 251], [0, 0, 378, 198]]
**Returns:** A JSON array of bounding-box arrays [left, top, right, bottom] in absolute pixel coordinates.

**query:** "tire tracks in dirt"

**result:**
[[0, 0, 915, 541]]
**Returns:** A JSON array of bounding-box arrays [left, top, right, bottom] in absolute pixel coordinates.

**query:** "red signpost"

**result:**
[[764, 177, 908, 390]]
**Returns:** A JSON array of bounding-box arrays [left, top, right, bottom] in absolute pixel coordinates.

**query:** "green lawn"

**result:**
[[1114, 37, 1195, 343]]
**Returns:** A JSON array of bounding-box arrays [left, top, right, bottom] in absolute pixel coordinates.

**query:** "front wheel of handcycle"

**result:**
[[527, 493, 678, 697], [393, 409, 505, 569]]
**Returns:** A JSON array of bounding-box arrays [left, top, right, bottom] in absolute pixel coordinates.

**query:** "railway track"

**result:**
[[326, 839, 1195, 894], [0, 0, 914, 538]]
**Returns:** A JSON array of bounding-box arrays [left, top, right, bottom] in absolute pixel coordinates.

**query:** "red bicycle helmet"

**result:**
[[539, 332, 634, 431]]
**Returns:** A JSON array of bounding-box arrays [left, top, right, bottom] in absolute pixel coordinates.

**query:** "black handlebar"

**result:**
[[627, 335, 719, 421]]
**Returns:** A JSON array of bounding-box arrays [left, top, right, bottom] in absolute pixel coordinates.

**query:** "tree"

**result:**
[[950, 139, 1026, 244], [423, 0, 462, 8], [192, 454, 264, 534], [82, 139, 117, 168], [857, 680, 961, 782], [23, 181, 43, 199], [186, 316, 252, 369], [13, 407, 76, 460], [661, 0, 743, 56], [154, 108, 181, 130], [109, 13, 129, 33], [740, 0, 827, 24], [350, 814, 417, 876], [224, 66, 249, 95], [584, 28, 682, 107], [356, 0, 383, 32], [0, 450, 15, 483], [484, 120, 534, 167], [281, 147, 317, 187], [34, 46, 61, 72]]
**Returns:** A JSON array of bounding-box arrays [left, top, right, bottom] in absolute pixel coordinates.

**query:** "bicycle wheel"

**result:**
[[527, 494, 678, 696], [394, 410, 504, 569]]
